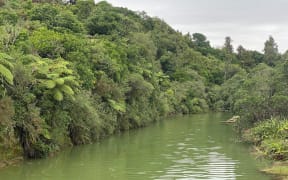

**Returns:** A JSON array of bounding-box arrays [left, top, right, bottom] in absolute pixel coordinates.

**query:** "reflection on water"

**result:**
[[0, 113, 272, 180]]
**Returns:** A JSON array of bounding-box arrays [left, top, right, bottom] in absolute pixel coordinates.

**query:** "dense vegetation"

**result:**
[[0, 0, 287, 163]]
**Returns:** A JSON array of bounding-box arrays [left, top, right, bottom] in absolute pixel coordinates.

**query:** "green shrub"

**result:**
[[261, 139, 288, 160], [247, 118, 288, 160]]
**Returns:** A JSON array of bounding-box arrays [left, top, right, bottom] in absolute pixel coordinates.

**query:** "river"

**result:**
[[0, 113, 272, 179]]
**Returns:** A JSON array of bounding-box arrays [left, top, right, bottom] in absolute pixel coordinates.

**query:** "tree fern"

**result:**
[[31, 57, 78, 101]]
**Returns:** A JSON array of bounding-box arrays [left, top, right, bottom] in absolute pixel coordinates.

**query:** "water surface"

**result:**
[[0, 113, 272, 179]]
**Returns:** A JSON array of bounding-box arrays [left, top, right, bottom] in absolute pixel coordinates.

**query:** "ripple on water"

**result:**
[[177, 143, 187, 146], [205, 146, 222, 150], [187, 147, 199, 151], [184, 137, 194, 141], [173, 158, 195, 164], [156, 151, 240, 180]]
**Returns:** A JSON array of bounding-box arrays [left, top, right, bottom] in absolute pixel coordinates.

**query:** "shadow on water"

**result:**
[[0, 113, 273, 180]]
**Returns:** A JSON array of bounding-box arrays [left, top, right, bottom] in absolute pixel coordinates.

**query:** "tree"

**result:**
[[30, 28, 65, 58], [222, 37, 234, 80], [223, 36, 233, 54], [73, 0, 95, 19], [264, 36, 280, 66], [30, 4, 59, 27], [237, 45, 255, 69], [54, 10, 83, 33], [30, 5, 83, 33], [191, 33, 211, 55], [192, 33, 210, 49]]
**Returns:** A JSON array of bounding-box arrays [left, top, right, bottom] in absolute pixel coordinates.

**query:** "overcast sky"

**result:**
[[95, 0, 288, 53]]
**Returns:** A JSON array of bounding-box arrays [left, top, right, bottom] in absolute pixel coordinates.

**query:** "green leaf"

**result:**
[[0, 64, 13, 85]]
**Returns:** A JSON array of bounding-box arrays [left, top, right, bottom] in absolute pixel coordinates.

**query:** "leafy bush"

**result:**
[[68, 92, 104, 145], [247, 118, 288, 160], [261, 139, 288, 160], [0, 10, 18, 25]]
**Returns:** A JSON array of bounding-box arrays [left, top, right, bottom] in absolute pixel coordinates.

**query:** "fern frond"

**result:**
[[55, 78, 65, 85], [60, 84, 74, 95], [0, 53, 13, 61], [56, 68, 73, 75], [0, 64, 13, 85], [46, 73, 60, 79], [41, 129, 51, 140], [0, 53, 13, 70], [62, 76, 75, 81], [0, 59, 13, 69], [41, 80, 56, 89], [108, 99, 126, 113], [53, 89, 63, 101], [62, 76, 79, 86]]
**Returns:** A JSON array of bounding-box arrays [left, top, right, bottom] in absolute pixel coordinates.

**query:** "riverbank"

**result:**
[[0, 113, 162, 169], [0, 157, 23, 169], [261, 162, 288, 179], [241, 118, 288, 179]]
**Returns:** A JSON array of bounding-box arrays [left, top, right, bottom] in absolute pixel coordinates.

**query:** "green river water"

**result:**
[[0, 113, 273, 180]]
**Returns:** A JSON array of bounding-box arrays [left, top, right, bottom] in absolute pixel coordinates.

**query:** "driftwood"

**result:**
[[222, 115, 240, 123]]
